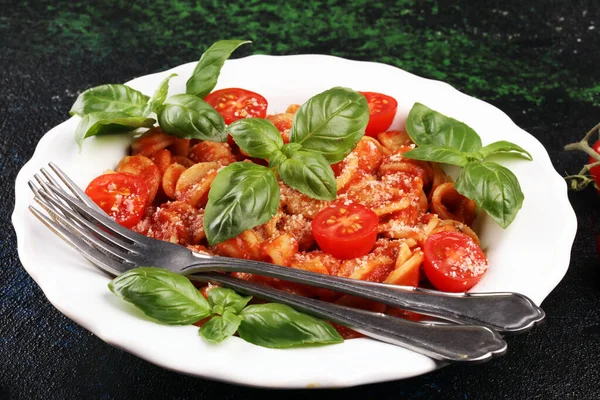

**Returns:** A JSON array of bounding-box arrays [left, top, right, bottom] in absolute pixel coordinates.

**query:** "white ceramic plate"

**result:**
[[12, 55, 577, 388]]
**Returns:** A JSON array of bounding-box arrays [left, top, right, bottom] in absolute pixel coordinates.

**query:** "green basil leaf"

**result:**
[[144, 73, 178, 115], [238, 303, 343, 348], [75, 112, 155, 149], [199, 310, 242, 343], [207, 287, 252, 315], [477, 140, 533, 161], [157, 94, 226, 141], [290, 87, 369, 163], [108, 267, 211, 325], [455, 161, 524, 228], [280, 143, 302, 158], [278, 150, 336, 200], [405, 103, 482, 152], [70, 84, 149, 117], [186, 40, 251, 98], [204, 162, 279, 245], [228, 118, 284, 158], [268, 150, 287, 169], [402, 145, 470, 166]]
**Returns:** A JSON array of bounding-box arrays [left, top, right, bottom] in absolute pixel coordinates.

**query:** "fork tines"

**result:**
[[28, 165, 140, 276]]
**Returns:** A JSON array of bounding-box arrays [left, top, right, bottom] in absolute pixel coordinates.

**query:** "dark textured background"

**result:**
[[2, 1, 600, 399]]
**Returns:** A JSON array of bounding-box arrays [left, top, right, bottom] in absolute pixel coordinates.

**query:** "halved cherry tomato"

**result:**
[[359, 92, 398, 137], [311, 203, 378, 259], [587, 140, 600, 190], [85, 173, 149, 228], [423, 231, 488, 292], [205, 88, 268, 125], [205, 88, 268, 146]]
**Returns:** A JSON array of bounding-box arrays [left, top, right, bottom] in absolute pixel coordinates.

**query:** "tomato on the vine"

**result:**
[[587, 140, 600, 189], [423, 231, 488, 292], [311, 203, 378, 259], [359, 92, 398, 137], [85, 173, 149, 228]]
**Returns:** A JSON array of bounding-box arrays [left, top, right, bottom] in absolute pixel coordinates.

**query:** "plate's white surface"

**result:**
[[12, 55, 577, 388]]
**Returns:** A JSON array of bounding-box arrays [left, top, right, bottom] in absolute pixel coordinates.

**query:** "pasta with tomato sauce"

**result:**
[[85, 90, 489, 338]]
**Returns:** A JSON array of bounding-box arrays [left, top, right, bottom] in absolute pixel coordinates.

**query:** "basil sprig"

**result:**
[[204, 290, 342, 347], [400, 145, 471, 167], [204, 162, 280, 245], [290, 87, 370, 163], [403, 103, 532, 228], [186, 40, 251, 98], [199, 287, 250, 343], [227, 118, 284, 158], [70, 84, 155, 148], [70, 84, 150, 117], [200, 309, 242, 343], [74, 112, 156, 149], [156, 94, 226, 141], [278, 150, 336, 200], [108, 267, 211, 324], [405, 103, 482, 152], [109, 269, 342, 348], [237, 303, 343, 348], [455, 162, 524, 227], [477, 140, 532, 160], [208, 287, 252, 315], [144, 73, 178, 115], [203, 87, 369, 245], [70, 39, 248, 147]]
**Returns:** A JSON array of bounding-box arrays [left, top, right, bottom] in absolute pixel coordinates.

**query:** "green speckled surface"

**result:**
[[12, 0, 599, 109], [2, 1, 600, 399]]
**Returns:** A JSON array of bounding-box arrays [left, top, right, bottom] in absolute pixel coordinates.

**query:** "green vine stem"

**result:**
[[563, 121, 600, 190]]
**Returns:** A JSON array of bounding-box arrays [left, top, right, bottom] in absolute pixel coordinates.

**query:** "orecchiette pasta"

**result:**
[[90, 112, 486, 337], [174, 162, 219, 207], [430, 182, 477, 226], [116, 155, 161, 204], [131, 127, 176, 156]]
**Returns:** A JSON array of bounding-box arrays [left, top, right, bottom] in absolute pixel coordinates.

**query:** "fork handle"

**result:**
[[189, 272, 506, 363], [185, 254, 544, 334]]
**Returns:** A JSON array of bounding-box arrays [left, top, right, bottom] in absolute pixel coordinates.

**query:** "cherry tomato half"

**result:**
[[311, 203, 378, 259], [588, 140, 600, 190], [359, 92, 398, 137], [205, 88, 268, 125], [423, 231, 488, 292], [85, 173, 149, 228]]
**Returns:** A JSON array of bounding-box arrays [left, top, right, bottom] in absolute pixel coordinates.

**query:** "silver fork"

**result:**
[[28, 165, 509, 364], [29, 163, 544, 334]]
